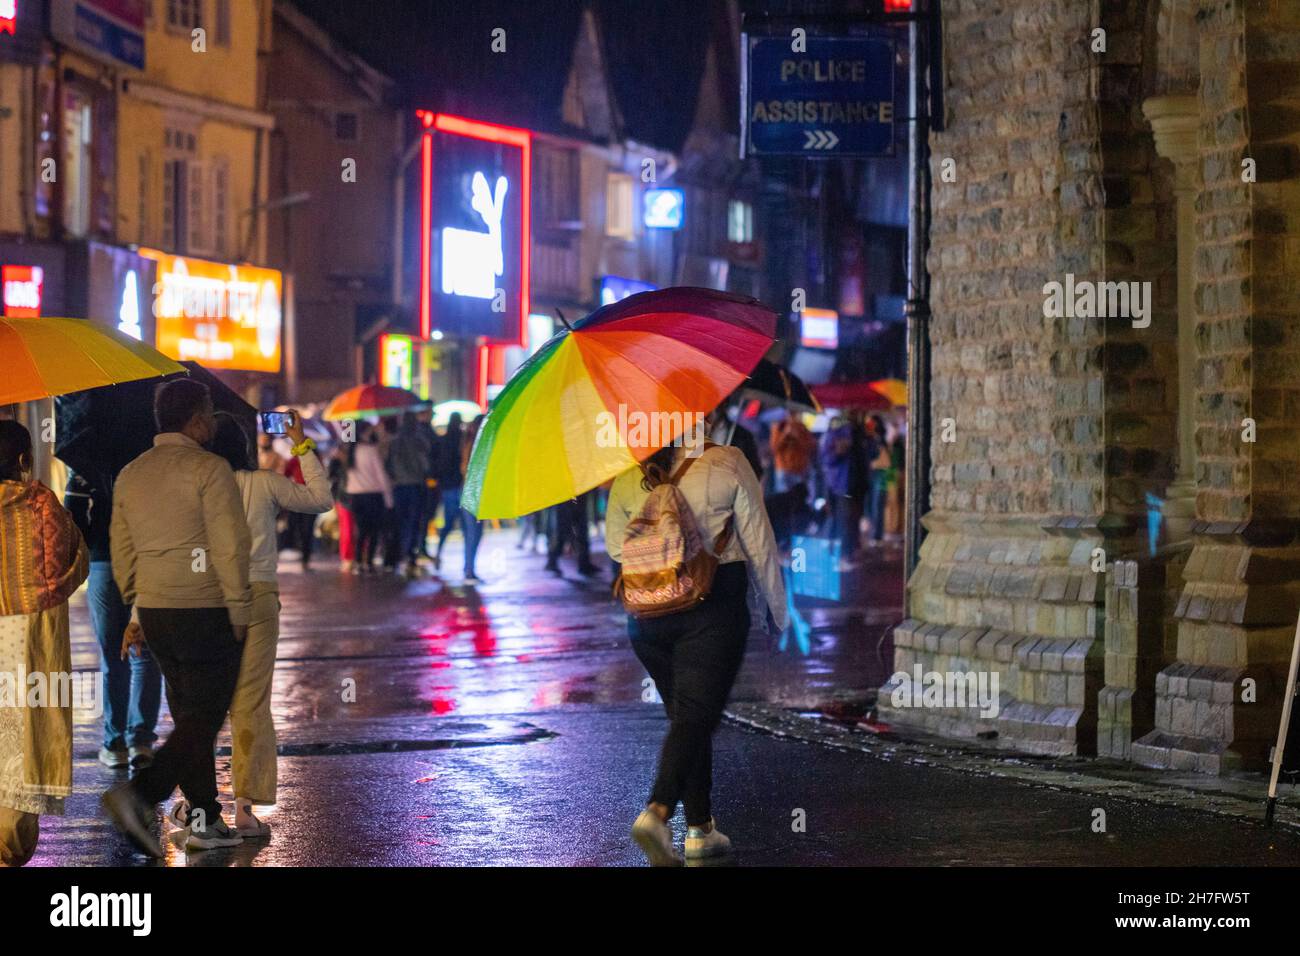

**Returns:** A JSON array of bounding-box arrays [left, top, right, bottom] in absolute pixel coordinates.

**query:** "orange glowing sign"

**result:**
[[140, 250, 283, 372]]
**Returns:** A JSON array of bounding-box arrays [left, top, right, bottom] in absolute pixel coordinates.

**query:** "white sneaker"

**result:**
[[184, 814, 243, 851], [631, 809, 682, 866], [98, 746, 129, 769], [167, 799, 190, 832], [685, 818, 732, 859]]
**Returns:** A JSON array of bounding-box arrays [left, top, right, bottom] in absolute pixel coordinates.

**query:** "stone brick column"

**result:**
[[1142, 94, 1200, 542]]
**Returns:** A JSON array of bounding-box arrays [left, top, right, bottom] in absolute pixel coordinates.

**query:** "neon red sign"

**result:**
[[2, 265, 43, 317], [0, 0, 16, 36]]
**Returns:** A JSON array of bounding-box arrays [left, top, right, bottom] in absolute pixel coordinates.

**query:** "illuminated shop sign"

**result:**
[[140, 250, 283, 372], [0, 0, 16, 36], [800, 307, 839, 350], [643, 188, 684, 230], [380, 333, 414, 390], [82, 242, 157, 343], [2, 265, 42, 317], [418, 112, 530, 344], [599, 275, 657, 306]]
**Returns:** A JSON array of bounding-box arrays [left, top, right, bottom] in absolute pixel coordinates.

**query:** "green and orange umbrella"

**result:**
[[464, 288, 777, 519]]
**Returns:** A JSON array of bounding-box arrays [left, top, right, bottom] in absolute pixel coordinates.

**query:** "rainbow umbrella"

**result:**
[[464, 288, 777, 519], [323, 384, 427, 421], [1, 316, 185, 405]]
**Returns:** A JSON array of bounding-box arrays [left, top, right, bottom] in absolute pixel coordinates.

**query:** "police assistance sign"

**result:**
[[744, 36, 895, 157]]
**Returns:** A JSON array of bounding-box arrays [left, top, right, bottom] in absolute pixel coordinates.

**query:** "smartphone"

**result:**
[[259, 411, 296, 435]]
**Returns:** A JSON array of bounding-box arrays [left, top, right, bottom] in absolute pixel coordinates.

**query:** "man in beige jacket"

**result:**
[[101, 378, 252, 856]]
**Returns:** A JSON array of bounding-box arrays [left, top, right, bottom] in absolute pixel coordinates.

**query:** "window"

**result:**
[[162, 126, 197, 252], [728, 199, 754, 244], [62, 88, 93, 237], [334, 112, 359, 142], [137, 152, 151, 245], [537, 145, 579, 226], [211, 159, 229, 255], [215, 0, 230, 44], [167, 0, 202, 32], [187, 160, 206, 253], [605, 172, 633, 240]]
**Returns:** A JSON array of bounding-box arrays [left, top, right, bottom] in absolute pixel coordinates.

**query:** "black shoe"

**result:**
[[544, 562, 561, 576], [577, 563, 600, 576]]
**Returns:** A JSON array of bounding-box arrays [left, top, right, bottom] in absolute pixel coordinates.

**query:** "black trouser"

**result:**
[[130, 607, 243, 824], [628, 562, 749, 826], [286, 511, 315, 564], [350, 492, 386, 567], [547, 495, 592, 567]]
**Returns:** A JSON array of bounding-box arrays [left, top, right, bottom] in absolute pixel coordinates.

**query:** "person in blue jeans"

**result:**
[[66, 472, 161, 769], [432, 414, 466, 570]]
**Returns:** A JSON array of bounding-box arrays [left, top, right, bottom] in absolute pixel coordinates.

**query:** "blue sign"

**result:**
[[745, 36, 894, 157], [643, 188, 684, 229], [51, 0, 146, 71], [599, 275, 656, 306]]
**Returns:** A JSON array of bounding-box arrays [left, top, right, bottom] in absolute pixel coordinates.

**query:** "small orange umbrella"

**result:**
[[323, 384, 427, 421]]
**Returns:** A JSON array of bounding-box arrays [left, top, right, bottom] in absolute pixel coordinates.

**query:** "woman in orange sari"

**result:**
[[0, 421, 89, 866]]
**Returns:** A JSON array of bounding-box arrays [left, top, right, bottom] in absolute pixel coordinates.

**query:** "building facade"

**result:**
[[882, 0, 1300, 774]]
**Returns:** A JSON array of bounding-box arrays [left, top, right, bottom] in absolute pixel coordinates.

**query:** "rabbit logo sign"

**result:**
[[441, 171, 509, 300]]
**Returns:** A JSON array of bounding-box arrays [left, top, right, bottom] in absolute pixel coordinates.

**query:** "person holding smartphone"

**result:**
[[204, 409, 331, 838]]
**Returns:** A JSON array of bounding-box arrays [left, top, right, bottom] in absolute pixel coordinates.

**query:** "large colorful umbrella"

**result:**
[[1, 316, 185, 406], [323, 384, 427, 421], [464, 288, 777, 519]]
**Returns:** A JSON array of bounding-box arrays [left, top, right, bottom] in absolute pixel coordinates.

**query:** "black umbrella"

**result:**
[[55, 361, 258, 485], [740, 358, 820, 412]]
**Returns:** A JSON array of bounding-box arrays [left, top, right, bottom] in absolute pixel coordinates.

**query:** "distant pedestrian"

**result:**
[[432, 413, 467, 570], [65, 469, 162, 771], [344, 422, 393, 574], [209, 411, 331, 839], [770, 415, 815, 493], [327, 445, 355, 571], [819, 416, 857, 562], [606, 440, 787, 865], [102, 379, 252, 856], [864, 415, 891, 544], [545, 492, 598, 577], [385, 411, 435, 578], [0, 421, 89, 867]]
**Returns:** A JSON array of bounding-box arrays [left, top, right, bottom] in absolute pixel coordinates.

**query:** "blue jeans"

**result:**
[[393, 484, 426, 561], [461, 509, 483, 575], [88, 561, 161, 750], [435, 487, 463, 555], [867, 471, 888, 541]]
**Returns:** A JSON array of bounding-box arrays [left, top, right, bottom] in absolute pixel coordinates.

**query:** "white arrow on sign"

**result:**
[[802, 129, 840, 150]]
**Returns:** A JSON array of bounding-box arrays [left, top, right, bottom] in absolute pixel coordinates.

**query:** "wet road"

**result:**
[[29, 530, 1300, 866]]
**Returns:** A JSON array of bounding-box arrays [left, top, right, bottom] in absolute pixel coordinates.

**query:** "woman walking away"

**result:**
[[345, 423, 393, 573], [209, 412, 331, 838], [432, 413, 466, 570], [606, 440, 787, 865], [0, 421, 89, 866]]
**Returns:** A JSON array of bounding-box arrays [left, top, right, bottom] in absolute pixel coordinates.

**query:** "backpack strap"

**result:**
[[668, 441, 718, 485]]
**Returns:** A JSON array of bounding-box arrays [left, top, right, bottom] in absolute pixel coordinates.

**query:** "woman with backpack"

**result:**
[[605, 439, 788, 865]]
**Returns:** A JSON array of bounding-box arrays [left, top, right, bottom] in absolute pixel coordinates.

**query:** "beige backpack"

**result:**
[[613, 451, 734, 619]]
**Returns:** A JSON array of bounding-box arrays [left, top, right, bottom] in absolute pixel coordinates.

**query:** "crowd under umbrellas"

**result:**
[[0, 290, 907, 867]]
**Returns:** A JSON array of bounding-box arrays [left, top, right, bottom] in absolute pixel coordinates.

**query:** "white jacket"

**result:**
[[233, 450, 333, 584], [605, 444, 789, 631]]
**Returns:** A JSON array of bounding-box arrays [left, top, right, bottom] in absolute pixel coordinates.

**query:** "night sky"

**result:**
[[291, 0, 717, 150]]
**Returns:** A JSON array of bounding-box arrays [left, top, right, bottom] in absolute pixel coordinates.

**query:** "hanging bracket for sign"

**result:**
[[1265, 612, 1300, 824]]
